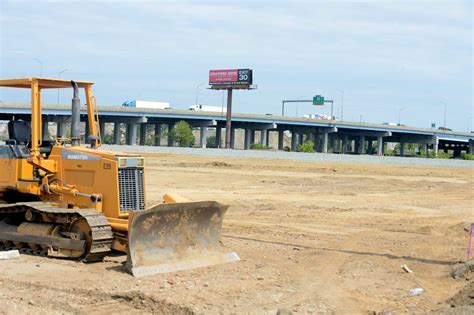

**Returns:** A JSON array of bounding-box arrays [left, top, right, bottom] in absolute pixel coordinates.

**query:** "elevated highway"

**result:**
[[1, 103, 472, 156]]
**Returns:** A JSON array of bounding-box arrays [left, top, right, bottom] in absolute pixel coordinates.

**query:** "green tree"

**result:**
[[206, 136, 217, 148], [393, 143, 401, 156], [170, 121, 195, 147], [297, 140, 315, 153], [103, 134, 114, 144]]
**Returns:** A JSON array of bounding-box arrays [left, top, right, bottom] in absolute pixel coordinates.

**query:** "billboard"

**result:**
[[209, 69, 253, 86]]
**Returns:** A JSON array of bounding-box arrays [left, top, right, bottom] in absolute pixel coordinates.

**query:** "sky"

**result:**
[[0, 0, 472, 131]]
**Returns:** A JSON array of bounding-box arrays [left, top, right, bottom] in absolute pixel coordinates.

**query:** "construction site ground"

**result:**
[[0, 153, 472, 314]]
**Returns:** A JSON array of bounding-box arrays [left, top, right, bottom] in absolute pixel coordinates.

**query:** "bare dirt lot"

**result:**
[[1, 153, 473, 314]]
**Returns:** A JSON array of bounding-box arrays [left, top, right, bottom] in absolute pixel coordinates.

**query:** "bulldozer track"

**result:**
[[0, 202, 113, 262]]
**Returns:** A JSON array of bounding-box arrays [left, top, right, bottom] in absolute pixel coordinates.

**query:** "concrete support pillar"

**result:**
[[200, 126, 208, 148], [167, 123, 174, 147], [127, 123, 138, 145], [357, 136, 365, 154], [278, 130, 284, 150], [261, 129, 268, 147], [400, 140, 405, 156], [367, 140, 373, 155], [126, 124, 131, 145], [42, 119, 49, 140], [377, 136, 383, 156], [322, 132, 329, 153], [291, 131, 297, 151], [250, 130, 256, 145], [244, 129, 252, 150], [329, 133, 336, 153], [215, 127, 222, 148], [114, 122, 121, 144], [342, 135, 348, 154], [230, 127, 236, 149], [469, 140, 474, 155], [100, 121, 106, 143], [154, 124, 161, 146], [57, 121, 66, 138], [140, 124, 147, 145], [433, 137, 439, 156]]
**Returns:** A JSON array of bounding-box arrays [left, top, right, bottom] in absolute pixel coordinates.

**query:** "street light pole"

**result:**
[[195, 82, 205, 105], [337, 88, 344, 121], [57, 69, 67, 104], [296, 96, 303, 117], [398, 107, 406, 125], [443, 103, 447, 128], [33, 58, 43, 76]]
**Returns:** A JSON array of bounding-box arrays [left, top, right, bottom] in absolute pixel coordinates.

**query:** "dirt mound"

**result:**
[[447, 281, 474, 308], [429, 281, 474, 314], [206, 161, 232, 167], [112, 291, 194, 314]]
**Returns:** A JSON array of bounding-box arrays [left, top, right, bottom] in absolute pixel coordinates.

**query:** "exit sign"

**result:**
[[313, 95, 324, 106]]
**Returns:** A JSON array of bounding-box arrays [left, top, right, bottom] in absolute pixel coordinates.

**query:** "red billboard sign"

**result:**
[[209, 69, 252, 86]]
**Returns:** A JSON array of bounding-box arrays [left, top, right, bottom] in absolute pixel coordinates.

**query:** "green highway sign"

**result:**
[[313, 95, 324, 106]]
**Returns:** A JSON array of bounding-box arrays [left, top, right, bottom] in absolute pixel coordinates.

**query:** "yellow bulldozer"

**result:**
[[0, 78, 238, 277]]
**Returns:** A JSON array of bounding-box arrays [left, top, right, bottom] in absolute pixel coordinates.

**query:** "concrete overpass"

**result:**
[[1, 103, 473, 157]]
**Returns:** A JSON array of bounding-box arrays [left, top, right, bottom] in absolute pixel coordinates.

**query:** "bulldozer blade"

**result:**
[[126, 200, 239, 278]]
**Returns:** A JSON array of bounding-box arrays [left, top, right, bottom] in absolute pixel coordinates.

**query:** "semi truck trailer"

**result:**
[[122, 100, 171, 109]]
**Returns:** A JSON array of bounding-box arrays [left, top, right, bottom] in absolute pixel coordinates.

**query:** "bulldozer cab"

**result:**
[[0, 78, 101, 159]]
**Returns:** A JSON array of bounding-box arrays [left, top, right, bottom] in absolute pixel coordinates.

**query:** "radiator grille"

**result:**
[[118, 167, 145, 212]]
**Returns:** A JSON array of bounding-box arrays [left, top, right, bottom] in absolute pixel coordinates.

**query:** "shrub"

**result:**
[[436, 151, 450, 159], [250, 143, 272, 150], [384, 148, 395, 156], [170, 121, 195, 147], [206, 136, 217, 148], [460, 153, 474, 160], [393, 143, 401, 156], [283, 146, 291, 152], [103, 134, 114, 145], [297, 140, 315, 153]]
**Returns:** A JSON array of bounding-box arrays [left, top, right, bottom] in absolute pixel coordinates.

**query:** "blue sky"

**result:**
[[0, 0, 472, 131]]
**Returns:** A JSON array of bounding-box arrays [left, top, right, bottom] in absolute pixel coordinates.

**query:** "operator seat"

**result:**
[[7, 120, 31, 158], [7, 120, 52, 157], [8, 120, 31, 145]]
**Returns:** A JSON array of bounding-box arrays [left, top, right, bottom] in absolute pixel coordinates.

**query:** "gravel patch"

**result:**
[[102, 145, 474, 168]]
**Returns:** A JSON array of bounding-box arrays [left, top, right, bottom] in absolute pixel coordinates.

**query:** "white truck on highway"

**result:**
[[188, 104, 226, 112], [122, 100, 171, 109], [303, 114, 331, 120]]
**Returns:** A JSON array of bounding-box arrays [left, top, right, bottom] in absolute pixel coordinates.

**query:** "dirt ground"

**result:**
[[0, 153, 473, 314]]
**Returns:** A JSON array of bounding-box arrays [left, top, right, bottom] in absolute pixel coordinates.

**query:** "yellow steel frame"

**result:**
[[0, 78, 101, 162]]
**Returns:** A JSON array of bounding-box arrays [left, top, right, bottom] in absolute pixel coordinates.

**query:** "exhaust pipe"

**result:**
[[70, 81, 81, 146]]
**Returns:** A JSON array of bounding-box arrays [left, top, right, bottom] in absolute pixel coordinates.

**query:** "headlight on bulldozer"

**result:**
[[119, 158, 127, 167], [116, 157, 145, 168]]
